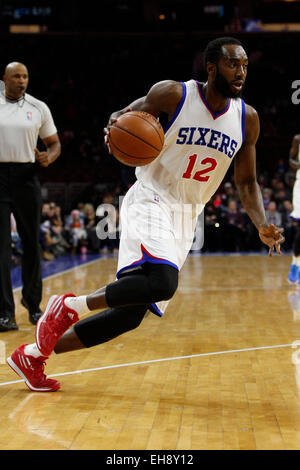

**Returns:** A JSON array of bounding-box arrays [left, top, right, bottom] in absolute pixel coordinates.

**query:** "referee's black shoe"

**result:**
[[21, 298, 43, 325], [0, 316, 18, 332]]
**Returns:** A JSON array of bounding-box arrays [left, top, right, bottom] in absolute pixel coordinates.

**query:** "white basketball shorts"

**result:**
[[116, 181, 204, 316], [291, 180, 300, 220]]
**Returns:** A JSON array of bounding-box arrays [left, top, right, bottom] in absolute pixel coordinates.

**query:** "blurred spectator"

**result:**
[[76, 202, 86, 224], [265, 201, 282, 227], [262, 188, 273, 208], [83, 203, 97, 230], [280, 199, 295, 251], [67, 209, 87, 254], [224, 199, 245, 225], [47, 205, 64, 235], [220, 182, 237, 209], [275, 159, 287, 176], [39, 226, 55, 260], [274, 188, 291, 210], [40, 204, 70, 259], [41, 203, 50, 224], [83, 203, 101, 252], [212, 193, 222, 208], [40, 224, 67, 260], [222, 199, 246, 252]]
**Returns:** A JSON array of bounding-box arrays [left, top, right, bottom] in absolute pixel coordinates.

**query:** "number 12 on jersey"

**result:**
[[182, 154, 217, 182]]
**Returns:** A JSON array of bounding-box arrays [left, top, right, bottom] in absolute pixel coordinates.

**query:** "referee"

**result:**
[[0, 62, 61, 331]]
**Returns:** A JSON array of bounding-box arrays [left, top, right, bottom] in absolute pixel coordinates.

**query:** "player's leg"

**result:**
[[35, 262, 178, 357], [294, 222, 300, 284], [7, 184, 182, 390], [6, 303, 149, 391], [294, 223, 300, 257], [6, 345, 60, 392], [89, 262, 179, 310], [288, 221, 300, 283], [289, 181, 300, 283], [54, 303, 150, 353]]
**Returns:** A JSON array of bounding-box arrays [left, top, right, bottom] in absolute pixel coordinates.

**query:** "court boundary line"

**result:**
[[0, 342, 294, 387]]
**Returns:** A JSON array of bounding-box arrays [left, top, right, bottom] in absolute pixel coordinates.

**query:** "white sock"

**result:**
[[24, 343, 44, 358], [293, 256, 300, 266], [64, 295, 89, 316]]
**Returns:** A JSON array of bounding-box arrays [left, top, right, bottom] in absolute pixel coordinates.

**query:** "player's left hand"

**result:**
[[34, 148, 50, 167], [258, 223, 285, 256]]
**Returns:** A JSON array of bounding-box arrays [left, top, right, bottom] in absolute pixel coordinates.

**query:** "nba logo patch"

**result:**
[[26, 112, 32, 121], [154, 195, 160, 203]]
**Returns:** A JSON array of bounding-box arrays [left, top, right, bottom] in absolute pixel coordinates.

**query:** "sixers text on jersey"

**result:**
[[176, 126, 238, 158]]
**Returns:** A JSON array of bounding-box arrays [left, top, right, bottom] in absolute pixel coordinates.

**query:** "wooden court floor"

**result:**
[[1, 253, 300, 450]]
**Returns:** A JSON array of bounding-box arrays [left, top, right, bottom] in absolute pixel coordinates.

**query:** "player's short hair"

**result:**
[[203, 37, 243, 67]]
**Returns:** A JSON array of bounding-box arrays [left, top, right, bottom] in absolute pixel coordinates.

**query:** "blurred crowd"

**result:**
[[11, 195, 120, 265], [202, 161, 297, 253]]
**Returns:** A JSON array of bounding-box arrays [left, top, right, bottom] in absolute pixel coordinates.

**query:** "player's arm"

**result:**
[[104, 80, 182, 149], [110, 80, 182, 120], [234, 104, 284, 255], [289, 134, 300, 170]]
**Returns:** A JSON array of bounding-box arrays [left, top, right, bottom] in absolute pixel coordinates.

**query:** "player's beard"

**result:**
[[213, 66, 244, 99]]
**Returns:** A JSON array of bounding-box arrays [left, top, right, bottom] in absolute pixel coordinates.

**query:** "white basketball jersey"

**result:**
[[136, 80, 245, 208], [296, 140, 300, 180]]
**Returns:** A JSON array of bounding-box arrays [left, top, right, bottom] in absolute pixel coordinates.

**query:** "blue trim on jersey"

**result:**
[[116, 248, 179, 279], [241, 99, 246, 143], [197, 81, 231, 119], [149, 303, 164, 317], [163, 82, 186, 133]]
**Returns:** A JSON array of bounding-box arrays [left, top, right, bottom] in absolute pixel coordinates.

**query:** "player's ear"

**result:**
[[206, 62, 216, 77]]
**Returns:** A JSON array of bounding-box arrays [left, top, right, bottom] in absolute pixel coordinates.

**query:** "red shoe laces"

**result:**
[[31, 356, 48, 380]]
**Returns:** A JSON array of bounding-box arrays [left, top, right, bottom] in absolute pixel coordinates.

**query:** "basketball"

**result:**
[[108, 111, 164, 167]]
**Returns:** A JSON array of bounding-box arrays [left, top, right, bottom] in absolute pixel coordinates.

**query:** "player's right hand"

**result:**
[[258, 223, 285, 256], [103, 121, 116, 154], [103, 108, 132, 154]]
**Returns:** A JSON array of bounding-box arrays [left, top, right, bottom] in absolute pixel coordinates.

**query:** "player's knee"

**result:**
[[74, 306, 148, 348], [150, 265, 178, 301], [125, 310, 146, 331], [159, 274, 178, 300]]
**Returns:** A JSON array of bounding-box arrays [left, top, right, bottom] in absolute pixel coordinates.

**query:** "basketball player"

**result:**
[[7, 37, 284, 391], [288, 134, 300, 283]]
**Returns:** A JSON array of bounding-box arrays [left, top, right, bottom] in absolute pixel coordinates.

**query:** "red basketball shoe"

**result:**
[[35, 294, 79, 357], [7, 344, 60, 392]]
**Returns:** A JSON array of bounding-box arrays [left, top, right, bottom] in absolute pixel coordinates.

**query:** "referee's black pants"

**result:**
[[0, 163, 42, 319]]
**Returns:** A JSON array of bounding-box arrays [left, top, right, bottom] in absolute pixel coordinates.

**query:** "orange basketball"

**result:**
[[108, 111, 164, 167]]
